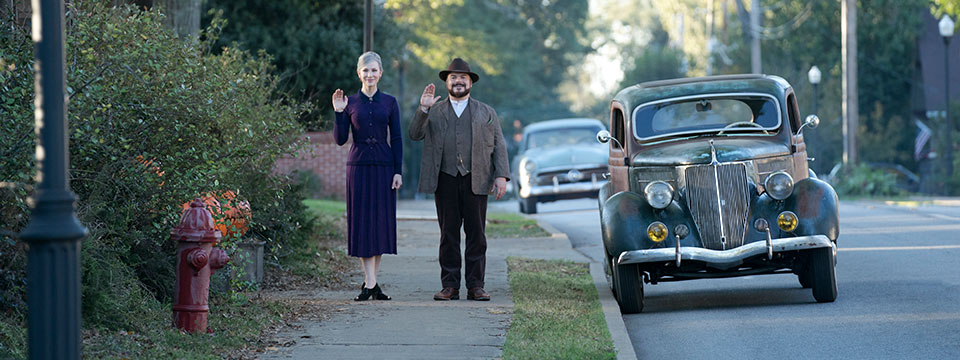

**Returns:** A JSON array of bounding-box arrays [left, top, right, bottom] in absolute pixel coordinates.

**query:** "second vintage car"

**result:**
[[512, 118, 608, 214], [597, 74, 839, 313]]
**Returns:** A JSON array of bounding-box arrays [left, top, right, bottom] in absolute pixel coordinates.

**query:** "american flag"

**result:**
[[915, 119, 932, 161]]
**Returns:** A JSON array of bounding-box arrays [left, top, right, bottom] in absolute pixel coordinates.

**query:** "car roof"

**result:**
[[523, 118, 604, 135], [614, 74, 792, 109]]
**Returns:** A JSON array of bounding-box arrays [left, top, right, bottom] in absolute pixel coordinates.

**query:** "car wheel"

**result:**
[[808, 246, 838, 302], [520, 196, 537, 214], [797, 271, 813, 289], [614, 263, 644, 313]]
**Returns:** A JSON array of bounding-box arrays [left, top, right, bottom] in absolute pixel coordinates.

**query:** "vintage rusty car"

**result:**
[[597, 74, 839, 313], [512, 118, 608, 214]]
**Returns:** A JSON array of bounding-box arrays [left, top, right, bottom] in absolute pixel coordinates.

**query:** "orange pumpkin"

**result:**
[[182, 190, 251, 239]]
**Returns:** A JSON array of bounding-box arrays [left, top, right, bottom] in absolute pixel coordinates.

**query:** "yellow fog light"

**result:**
[[777, 211, 798, 232], [647, 222, 668, 242]]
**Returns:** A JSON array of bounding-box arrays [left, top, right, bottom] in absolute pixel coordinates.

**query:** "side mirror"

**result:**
[[798, 114, 820, 133], [597, 130, 623, 150]]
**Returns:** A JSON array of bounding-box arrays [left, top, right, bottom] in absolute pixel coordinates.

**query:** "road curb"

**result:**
[[533, 217, 637, 360]]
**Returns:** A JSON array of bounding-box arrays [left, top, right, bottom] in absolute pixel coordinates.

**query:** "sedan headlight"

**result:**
[[764, 171, 794, 201], [522, 159, 537, 173], [644, 181, 674, 209]]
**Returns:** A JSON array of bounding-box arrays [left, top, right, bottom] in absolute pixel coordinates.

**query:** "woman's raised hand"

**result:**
[[420, 84, 441, 110], [332, 89, 348, 112]]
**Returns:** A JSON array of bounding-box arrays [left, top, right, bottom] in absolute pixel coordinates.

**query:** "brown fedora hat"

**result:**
[[439, 58, 479, 83]]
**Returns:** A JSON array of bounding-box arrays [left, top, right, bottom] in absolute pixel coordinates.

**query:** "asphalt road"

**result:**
[[489, 197, 960, 359]]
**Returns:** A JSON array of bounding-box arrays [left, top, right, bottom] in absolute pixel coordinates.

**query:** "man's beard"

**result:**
[[448, 84, 470, 98]]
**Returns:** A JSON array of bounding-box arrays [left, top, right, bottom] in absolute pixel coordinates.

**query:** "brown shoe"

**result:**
[[467, 287, 490, 301], [433, 287, 459, 301]]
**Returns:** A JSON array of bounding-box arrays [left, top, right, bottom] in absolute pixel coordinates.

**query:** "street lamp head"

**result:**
[[808, 65, 822, 85], [940, 15, 955, 38]]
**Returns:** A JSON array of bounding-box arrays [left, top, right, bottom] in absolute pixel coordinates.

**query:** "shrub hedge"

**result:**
[[0, 1, 314, 353]]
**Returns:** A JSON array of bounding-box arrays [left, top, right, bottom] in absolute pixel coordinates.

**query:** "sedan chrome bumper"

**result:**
[[521, 179, 608, 197], [616, 235, 834, 270]]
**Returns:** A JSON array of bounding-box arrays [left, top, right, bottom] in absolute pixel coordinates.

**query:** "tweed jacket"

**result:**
[[409, 97, 510, 195]]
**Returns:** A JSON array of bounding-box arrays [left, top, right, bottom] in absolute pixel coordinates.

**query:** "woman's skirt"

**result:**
[[345, 164, 397, 257]]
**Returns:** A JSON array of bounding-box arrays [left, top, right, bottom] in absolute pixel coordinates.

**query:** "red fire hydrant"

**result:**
[[172, 198, 230, 333]]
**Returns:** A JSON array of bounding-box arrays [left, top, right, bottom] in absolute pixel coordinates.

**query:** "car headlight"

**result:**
[[522, 159, 536, 173], [644, 181, 674, 209], [764, 171, 794, 200]]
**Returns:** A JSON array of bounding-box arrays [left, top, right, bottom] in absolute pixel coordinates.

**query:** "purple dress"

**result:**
[[334, 90, 402, 258]]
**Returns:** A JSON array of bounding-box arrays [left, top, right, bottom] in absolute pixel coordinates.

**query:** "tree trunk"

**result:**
[[155, 0, 200, 37]]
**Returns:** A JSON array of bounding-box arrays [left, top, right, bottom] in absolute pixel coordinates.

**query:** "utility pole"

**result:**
[[841, 0, 858, 165], [363, 0, 373, 52], [750, 0, 761, 74]]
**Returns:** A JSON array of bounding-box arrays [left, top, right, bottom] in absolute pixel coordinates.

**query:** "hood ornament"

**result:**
[[709, 140, 719, 165]]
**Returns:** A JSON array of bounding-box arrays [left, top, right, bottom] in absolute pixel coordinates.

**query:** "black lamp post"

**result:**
[[941, 15, 955, 183], [808, 65, 822, 115], [19, 0, 88, 358]]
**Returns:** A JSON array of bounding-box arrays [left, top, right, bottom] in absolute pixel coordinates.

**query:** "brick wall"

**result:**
[[274, 131, 350, 200]]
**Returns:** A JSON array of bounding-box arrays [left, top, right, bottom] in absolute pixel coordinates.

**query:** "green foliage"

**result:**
[[0, 1, 312, 347], [618, 19, 685, 88], [203, 0, 404, 131], [833, 164, 905, 197], [707, 0, 928, 178]]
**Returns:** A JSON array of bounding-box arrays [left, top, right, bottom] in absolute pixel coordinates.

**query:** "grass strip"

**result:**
[[503, 257, 616, 360], [486, 212, 550, 238], [81, 294, 286, 359]]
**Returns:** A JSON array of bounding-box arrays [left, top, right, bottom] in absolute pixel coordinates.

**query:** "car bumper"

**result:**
[[520, 179, 608, 198], [616, 235, 834, 270]]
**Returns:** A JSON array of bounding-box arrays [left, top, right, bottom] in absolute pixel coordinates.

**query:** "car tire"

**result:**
[[520, 196, 537, 214], [797, 271, 813, 289], [614, 263, 644, 313], [808, 246, 838, 303]]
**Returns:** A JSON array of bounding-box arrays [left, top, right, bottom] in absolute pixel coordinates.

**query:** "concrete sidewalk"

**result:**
[[260, 200, 634, 359]]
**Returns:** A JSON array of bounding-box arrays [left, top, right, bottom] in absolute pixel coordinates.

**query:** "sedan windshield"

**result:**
[[526, 127, 601, 150], [633, 94, 780, 141]]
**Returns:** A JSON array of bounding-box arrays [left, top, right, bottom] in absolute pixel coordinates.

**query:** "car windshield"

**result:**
[[633, 94, 780, 141], [526, 127, 600, 150]]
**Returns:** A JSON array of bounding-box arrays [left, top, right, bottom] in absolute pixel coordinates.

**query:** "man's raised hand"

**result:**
[[420, 83, 441, 110]]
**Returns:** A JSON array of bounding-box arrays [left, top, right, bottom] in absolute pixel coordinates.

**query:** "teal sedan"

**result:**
[[512, 118, 608, 214]]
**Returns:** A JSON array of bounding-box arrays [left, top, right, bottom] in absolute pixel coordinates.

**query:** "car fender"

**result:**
[[600, 190, 697, 258], [755, 178, 839, 242]]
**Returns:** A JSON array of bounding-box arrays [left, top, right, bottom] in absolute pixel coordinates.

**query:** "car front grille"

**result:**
[[684, 163, 750, 250]]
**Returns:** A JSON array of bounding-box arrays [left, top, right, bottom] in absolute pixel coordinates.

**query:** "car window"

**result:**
[[526, 127, 601, 149], [633, 94, 781, 141]]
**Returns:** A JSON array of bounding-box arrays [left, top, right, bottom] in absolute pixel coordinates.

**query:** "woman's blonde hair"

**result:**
[[357, 51, 383, 72]]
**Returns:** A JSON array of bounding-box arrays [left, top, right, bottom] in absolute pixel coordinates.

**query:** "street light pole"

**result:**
[[20, 0, 88, 358], [940, 15, 954, 184], [808, 65, 821, 115]]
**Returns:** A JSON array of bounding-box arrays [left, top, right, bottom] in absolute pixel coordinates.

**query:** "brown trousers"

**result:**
[[435, 172, 487, 289]]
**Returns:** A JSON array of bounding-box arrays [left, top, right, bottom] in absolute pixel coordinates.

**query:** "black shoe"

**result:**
[[354, 286, 374, 301], [372, 284, 391, 300]]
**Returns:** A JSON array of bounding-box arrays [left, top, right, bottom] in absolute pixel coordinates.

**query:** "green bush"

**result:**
[[0, 0, 312, 343], [832, 164, 904, 197]]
